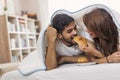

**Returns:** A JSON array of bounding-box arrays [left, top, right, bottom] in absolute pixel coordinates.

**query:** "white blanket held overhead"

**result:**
[[18, 4, 120, 76]]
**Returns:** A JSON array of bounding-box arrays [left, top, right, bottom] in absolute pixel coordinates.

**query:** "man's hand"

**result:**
[[45, 25, 57, 42], [45, 25, 58, 70]]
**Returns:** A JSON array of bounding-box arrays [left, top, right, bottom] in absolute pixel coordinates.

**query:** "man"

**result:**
[[45, 14, 88, 70]]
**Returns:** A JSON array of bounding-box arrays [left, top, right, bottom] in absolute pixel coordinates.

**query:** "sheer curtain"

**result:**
[[38, 0, 49, 29]]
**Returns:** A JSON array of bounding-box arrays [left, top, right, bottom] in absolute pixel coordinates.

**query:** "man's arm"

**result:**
[[57, 56, 79, 64], [45, 41, 57, 70], [45, 26, 58, 70], [57, 55, 92, 65], [93, 57, 107, 63]]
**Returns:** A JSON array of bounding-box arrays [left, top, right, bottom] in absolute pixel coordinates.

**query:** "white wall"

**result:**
[[38, 0, 49, 29], [0, 0, 5, 13], [14, 0, 49, 29], [0, 0, 15, 14], [14, 0, 40, 18], [14, 0, 23, 15], [48, 0, 120, 23]]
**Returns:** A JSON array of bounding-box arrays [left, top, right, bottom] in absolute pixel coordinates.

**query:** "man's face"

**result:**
[[58, 21, 78, 46]]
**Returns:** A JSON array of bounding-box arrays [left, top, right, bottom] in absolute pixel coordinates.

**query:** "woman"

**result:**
[[82, 8, 120, 63]]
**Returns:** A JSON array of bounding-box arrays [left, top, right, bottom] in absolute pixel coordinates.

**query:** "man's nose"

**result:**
[[73, 30, 77, 35]]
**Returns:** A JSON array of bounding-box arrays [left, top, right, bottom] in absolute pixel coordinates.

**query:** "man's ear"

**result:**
[[57, 33, 62, 39]]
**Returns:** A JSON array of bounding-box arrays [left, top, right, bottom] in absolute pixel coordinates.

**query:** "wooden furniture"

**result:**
[[0, 13, 40, 63]]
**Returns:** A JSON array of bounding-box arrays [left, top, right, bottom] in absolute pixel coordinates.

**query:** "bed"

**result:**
[[1, 4, 120, 80], [2, 63, 120, 80]]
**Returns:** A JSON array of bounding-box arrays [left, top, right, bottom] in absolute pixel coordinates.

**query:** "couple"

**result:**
[[45, 8, 120, 70]]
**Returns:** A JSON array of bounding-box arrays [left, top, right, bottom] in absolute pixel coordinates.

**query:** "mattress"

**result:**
[[1, 63, 120, 80]]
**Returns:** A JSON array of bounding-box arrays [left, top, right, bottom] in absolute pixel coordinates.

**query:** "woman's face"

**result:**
[[86, 28, 97, 38]]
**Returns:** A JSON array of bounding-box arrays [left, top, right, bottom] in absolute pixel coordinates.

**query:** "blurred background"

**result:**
[[0, 0, 120, 28]]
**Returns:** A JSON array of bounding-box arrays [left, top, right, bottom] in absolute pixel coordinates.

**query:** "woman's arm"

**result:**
[[93, 51, 120, 63], [81, 39, 105, 58]]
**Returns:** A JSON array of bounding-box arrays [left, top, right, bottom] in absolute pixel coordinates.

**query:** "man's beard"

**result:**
[[61, 36, 77, 47]]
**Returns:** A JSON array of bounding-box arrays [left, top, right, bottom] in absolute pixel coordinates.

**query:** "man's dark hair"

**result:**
[[51, 14, 74, 33]]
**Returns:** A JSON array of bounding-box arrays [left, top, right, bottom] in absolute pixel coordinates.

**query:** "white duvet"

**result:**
[[2, 63, 120, 80]]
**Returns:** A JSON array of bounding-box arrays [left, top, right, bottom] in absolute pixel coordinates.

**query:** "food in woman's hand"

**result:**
[[73, 36, 88, 47]]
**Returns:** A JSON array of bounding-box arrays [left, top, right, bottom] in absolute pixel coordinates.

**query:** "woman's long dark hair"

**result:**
[[83, 8, 119, 56]]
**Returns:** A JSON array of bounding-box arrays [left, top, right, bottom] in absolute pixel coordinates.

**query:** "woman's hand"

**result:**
[[45, 25, 57, 42], [79, 43, 104, 58], [79, 43, 97, 55], [108, 51, 120, 63]]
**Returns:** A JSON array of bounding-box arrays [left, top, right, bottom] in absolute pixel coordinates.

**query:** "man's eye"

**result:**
[[67, 30, 72, 33], [74, 27, 77, 30], [74, 25, 77, 30]]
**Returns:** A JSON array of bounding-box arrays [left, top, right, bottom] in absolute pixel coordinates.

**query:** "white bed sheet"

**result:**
[[1, 63, 120, 80]]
